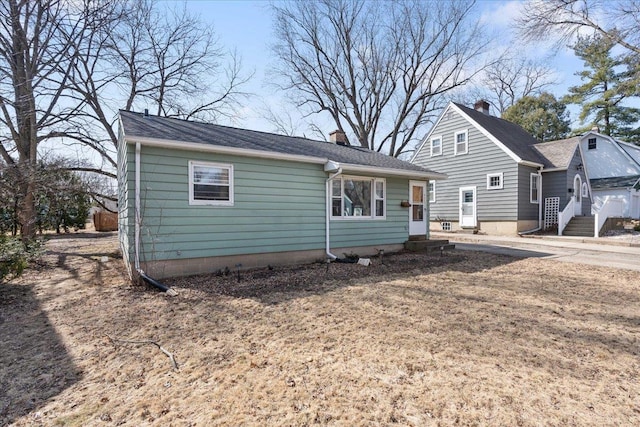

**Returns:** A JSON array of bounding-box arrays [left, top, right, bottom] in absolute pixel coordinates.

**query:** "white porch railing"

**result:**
[[593, 197, 624, 238], [558, 196, 576, 236]]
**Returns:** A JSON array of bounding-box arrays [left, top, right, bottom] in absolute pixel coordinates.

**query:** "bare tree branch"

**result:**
[[271, 0, 489, 157]]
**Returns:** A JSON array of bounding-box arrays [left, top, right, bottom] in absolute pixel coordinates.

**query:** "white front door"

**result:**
[[459, 186, 476, 228], [409, 181, 427, 236], [574, 175, 582, 216]]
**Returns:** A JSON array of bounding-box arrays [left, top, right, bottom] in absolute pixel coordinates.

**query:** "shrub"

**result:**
[[0, 237, 44, 283]]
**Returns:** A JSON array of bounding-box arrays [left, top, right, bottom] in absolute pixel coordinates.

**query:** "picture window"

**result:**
[[332, 177, 385, 219]]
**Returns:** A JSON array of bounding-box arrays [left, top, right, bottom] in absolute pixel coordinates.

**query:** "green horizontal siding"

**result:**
[[124, 144, 415, 264], [330, 177, 409, 247], [133, 146, 326, 261]]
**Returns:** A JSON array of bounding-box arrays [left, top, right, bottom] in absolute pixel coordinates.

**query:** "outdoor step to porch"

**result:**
[[404, 239, 455, 253], [563, 216, 595, 237]]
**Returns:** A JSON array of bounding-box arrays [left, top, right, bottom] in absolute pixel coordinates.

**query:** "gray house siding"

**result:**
[[517, 165, 540, 221], [413, 107, 520, 223], [124, 144, 415, 268], [541, 169, 566, 217], [541, 149, 591, 220]]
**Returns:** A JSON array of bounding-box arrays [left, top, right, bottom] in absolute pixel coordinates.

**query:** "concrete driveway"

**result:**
[[432, 232, 640, 272]]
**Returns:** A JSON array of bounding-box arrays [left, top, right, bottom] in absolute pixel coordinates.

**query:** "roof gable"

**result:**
[[412, 102, 546, 167], [451, 103, 547, 167], [119, 111, 445, 179], [532, 137, 580, 170]]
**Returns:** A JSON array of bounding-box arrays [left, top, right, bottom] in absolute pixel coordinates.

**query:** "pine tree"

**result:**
[[502, 92, 571, 142], [564, 34, 640, 142]]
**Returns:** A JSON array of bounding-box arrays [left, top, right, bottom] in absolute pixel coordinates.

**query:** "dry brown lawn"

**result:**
[[1, 230, 639, 426]]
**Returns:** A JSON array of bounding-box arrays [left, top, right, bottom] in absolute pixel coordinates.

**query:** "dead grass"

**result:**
[[1, 230, 639, 426]]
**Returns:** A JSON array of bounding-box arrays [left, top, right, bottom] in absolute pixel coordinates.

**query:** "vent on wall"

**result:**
[[441, 221, 452, 231]]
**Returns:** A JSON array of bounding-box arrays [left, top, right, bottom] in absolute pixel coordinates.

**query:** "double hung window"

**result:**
[[189, 161, 234, 206], [454, 130, 468, 155]]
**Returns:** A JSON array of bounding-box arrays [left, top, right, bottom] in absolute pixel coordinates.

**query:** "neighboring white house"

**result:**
[[579, 131, 640, 219]]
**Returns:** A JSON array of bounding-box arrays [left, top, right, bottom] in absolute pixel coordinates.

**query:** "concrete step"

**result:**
[[404, 239, 455, 253], [563, 216, 595, 237]]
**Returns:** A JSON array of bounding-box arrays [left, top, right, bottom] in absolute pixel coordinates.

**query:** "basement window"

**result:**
[[189, 161, 234, 206]]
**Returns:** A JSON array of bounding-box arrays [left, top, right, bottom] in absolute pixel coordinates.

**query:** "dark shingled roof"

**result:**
[[532, 137, 580, 169], [120, 110, 442, 176], [453, 103, 549, 166], [590, 175, 640, 190]]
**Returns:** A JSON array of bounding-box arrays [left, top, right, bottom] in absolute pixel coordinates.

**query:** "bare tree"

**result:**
[[517, 0, 640, 56], [271, 0, 489, 157], [470, 57, 557, 115], [0, 0, 251, 238], [0, 0, 96, 239], [59, 0, 252, 202]]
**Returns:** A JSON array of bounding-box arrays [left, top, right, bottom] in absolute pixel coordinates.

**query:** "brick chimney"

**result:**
[[329, 129, 348, 145], [474, 100, 490, 115]]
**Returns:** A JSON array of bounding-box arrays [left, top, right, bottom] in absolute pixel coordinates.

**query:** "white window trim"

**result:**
[[582, 182, 589, 198], [486, 172, 504, 190], [189, 160, 234, 206], [429, 180, 436, 203], [454, 129, 468, 155], [430, 135, 442, 157], [530, 173, 540, 204], [331, 176, 386, 220]]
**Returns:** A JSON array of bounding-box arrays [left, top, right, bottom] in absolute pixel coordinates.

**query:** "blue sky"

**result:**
[[179, 1, 597, 134]]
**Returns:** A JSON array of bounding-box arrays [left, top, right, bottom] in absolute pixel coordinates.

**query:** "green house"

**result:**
[[118, 111, 445, 279]]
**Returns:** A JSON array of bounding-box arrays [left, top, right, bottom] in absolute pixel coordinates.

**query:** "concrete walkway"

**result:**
[[431, 231, 640, 272]]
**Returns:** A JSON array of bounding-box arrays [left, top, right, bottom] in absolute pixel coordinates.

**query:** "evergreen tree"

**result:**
[[502, 92, 571, 142], [564, 34, 640, 142]]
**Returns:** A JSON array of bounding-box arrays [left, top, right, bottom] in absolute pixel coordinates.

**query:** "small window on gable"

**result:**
[[487, 173, 503, 190], [530, 173, 539, 204], [430, 136, 442, 156], [582, 182, 589, 197], [429, 181, 436, 203], [454, 130, 468, 155], [588, 138, 597, 150], [189, 161, 234, 206]]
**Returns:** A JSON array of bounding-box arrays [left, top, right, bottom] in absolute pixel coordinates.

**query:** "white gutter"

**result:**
[[325, 168, 343, 260], [519, 159, 544, 168], [134, 142, 141, 272]]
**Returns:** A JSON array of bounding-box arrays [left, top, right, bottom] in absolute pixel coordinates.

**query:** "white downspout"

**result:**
[[325, 168, 342, 260], [134, 142, 141, 272]]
